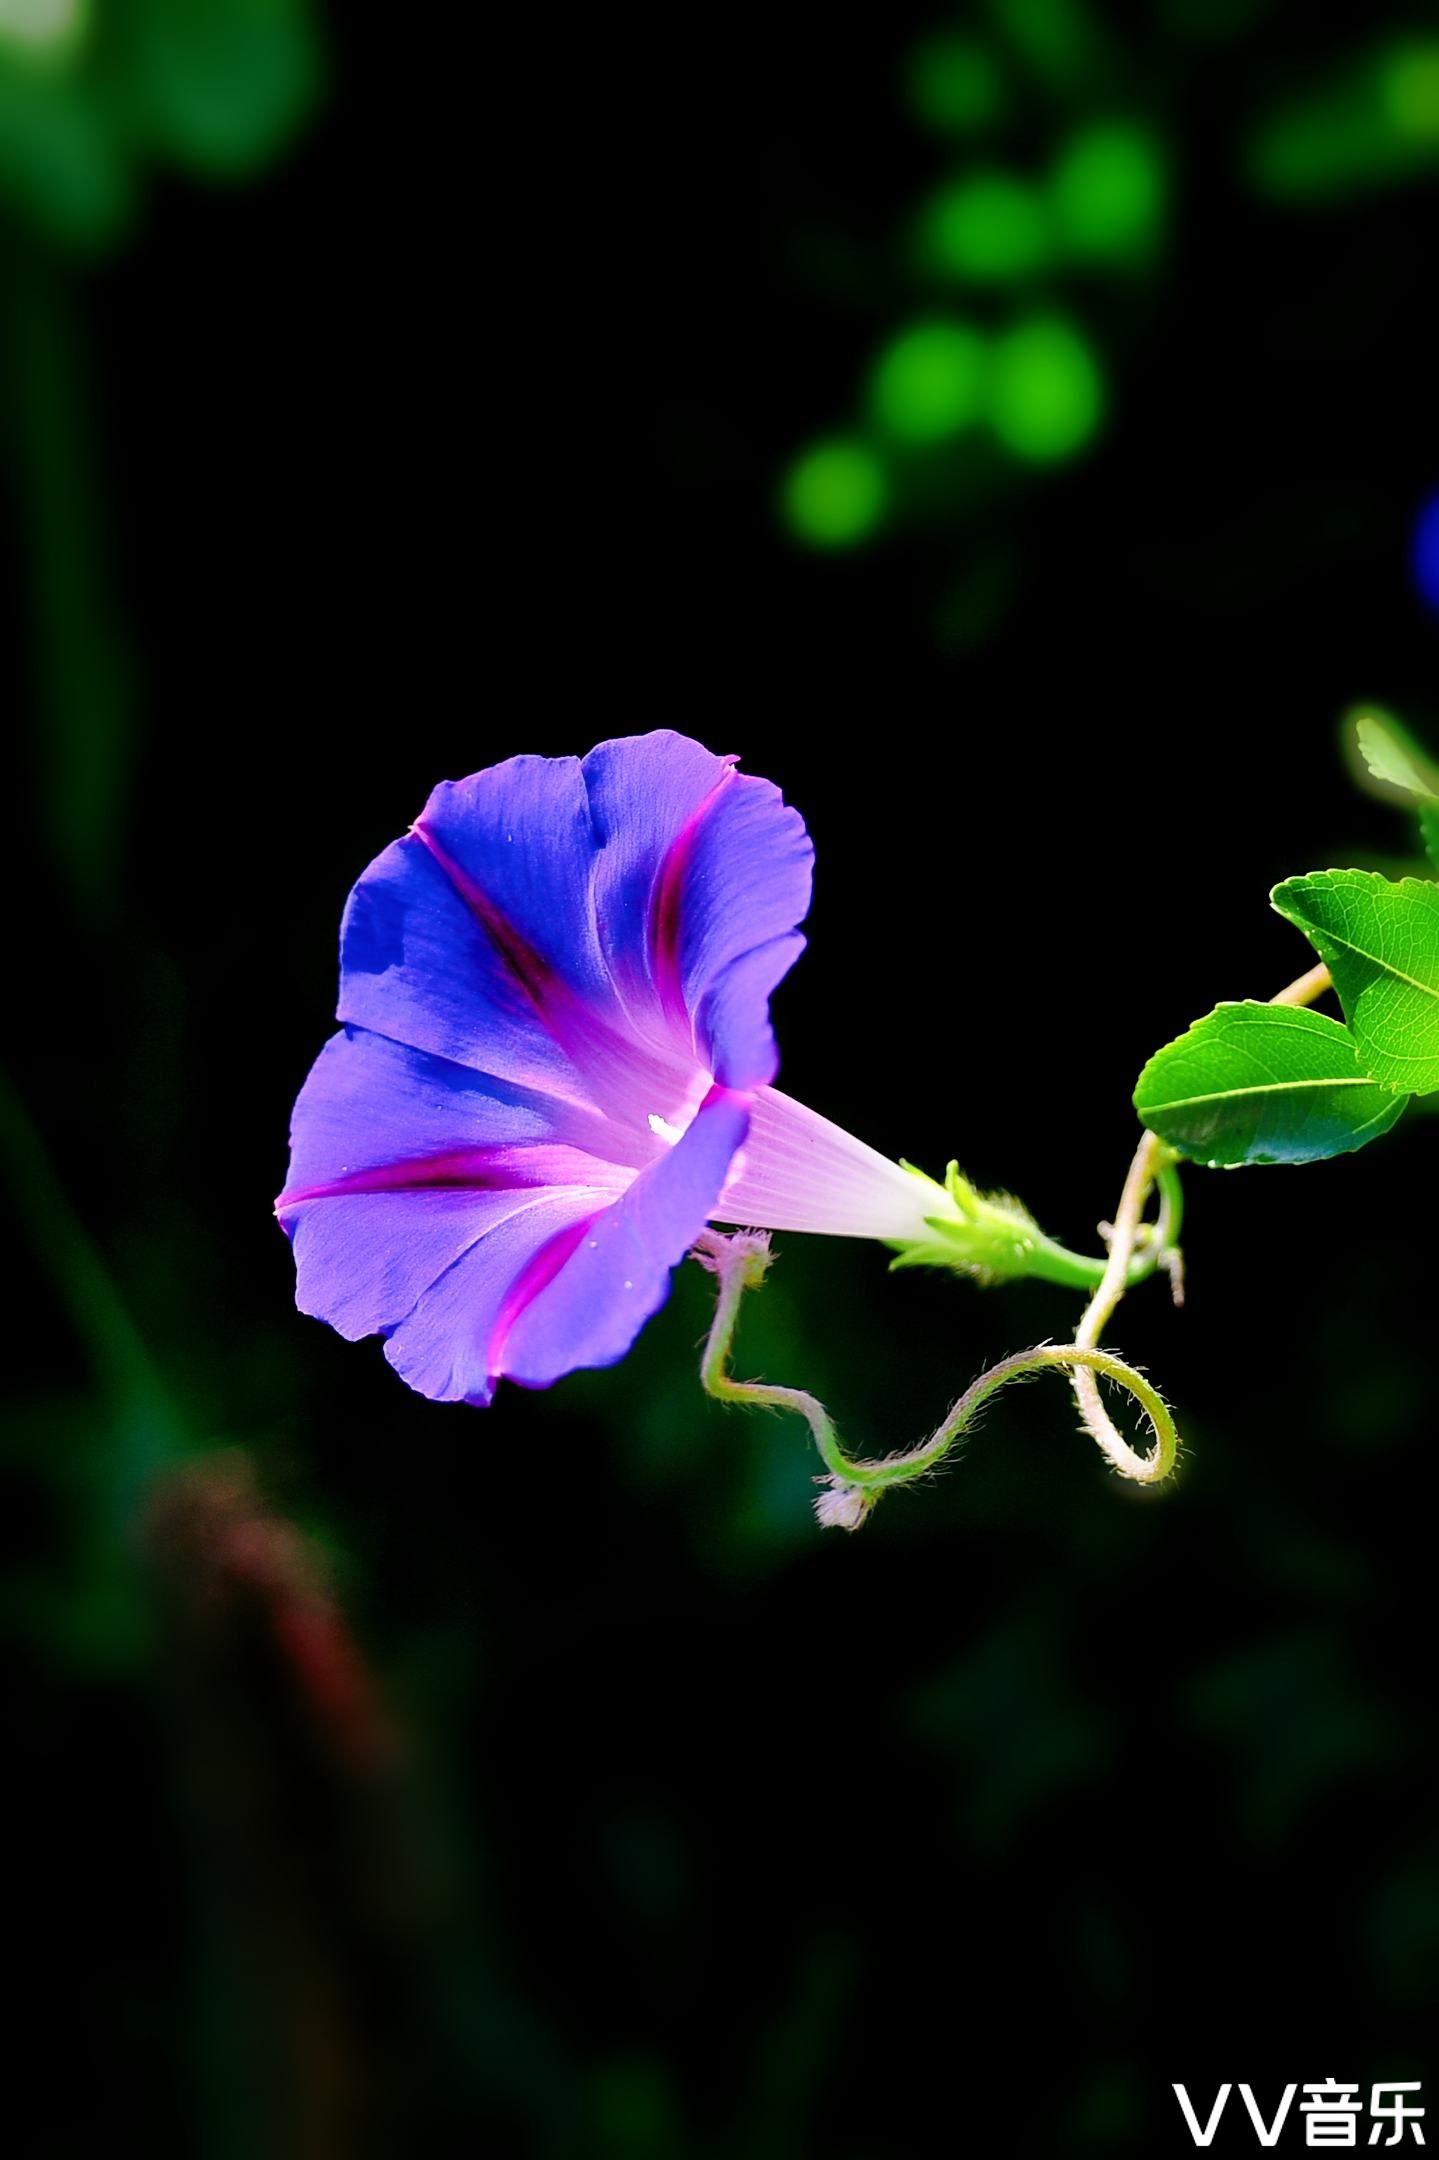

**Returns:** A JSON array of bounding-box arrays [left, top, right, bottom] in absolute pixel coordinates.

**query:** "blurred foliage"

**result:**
[[777, 0, 1439, 685], [0, 0, 323, 910], [1247, 37, 1439, 203], [868, 317, 989, 446], [0, 0, 321, 250]]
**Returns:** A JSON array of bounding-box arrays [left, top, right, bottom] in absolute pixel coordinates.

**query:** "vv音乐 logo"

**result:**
[[1173, 2081, 1424, 2147]]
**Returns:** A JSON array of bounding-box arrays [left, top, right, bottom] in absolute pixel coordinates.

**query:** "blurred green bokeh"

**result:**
[[868, 317, 990, 445], [1249, 37, 1439, 201], [1050, 121, 1166, 264], [779, 435, 888, 548], [917, 167, 1051, 282], [0, 0, 320, 249], [903, 32, 1008, 137], [989, 311, 1104, 461]]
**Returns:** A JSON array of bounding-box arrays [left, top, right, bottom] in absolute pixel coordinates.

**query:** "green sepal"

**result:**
[[886, 1162, 1127, 1291], [887, 1160, 1047, 1284]]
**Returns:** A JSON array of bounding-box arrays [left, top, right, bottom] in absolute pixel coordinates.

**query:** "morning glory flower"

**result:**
[[276, 730, 1000, 1406]]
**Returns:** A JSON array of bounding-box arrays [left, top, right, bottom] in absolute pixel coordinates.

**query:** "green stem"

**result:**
[[0, 1067, 167, 1416], [1020, 1225, 1160, 1292], [0, 1062, 182, 1487], [696, 1231, 1179, 1528], [694, 939, 1333, 1528], [0, 235, 134, 917], [1270, 959, 1332, 1009], [1044, 945, 1321, 1472], [1067, 1131, 1166, 1472], [1018, 1141, 1183, 1292], [1155, 1156, 1185, 1249]]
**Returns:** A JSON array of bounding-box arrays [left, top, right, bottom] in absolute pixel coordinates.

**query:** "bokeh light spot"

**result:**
[[989, 0, 1096, 89], [1414, 495, 1439, 612], [1250, 42, 1439, 201], [0, 0, 85, 59], [1382, 42, 1439, 142], [1051, 121, 1166, 262], [869, 319, 989, 444], [904, 34, 1007, 135], [989, 315, 1104, 462], [920, 171, 1050, 282], [780, 438, 887, 549]]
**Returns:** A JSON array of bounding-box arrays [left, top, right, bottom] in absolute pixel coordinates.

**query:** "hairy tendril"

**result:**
[[694, 1227, 1178, 1530], [694, 960, 1334, 1530]]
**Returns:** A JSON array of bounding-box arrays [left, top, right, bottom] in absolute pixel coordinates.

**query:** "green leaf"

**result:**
[[1355, 708, 1438, 796], [1271, 869, 1439, 1093], [1352, 709, 1439, 871], [1133, 1002, 1407, 1167]]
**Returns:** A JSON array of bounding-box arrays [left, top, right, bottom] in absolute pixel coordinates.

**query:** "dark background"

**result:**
[[3, 1, 1438, 2153]]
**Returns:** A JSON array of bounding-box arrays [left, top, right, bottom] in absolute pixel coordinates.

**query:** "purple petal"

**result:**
[[338, 824, 591, 1108], [583, 730, 732, 1031], [380, 1090, 746, 1406], [286, 1186, 594, 1356], [582, 731, 814, 1087], [496, 1085, 751, 1389], [282, 734, 811, 1409], [279, 1027, 650, 1193], [412, 754, 613, 1008], [665, 769, 813, 1087], [276, 1028, 640, 1347], [693, 934, 808, 1101], [337, 745, 722, 1127], [382, 1193, 604, 1405]]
